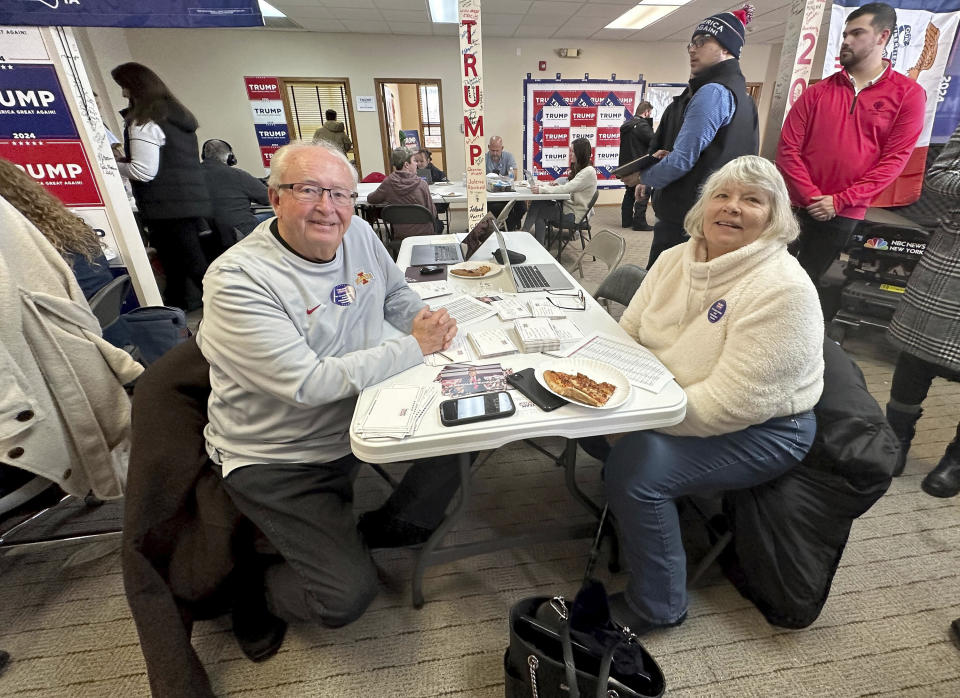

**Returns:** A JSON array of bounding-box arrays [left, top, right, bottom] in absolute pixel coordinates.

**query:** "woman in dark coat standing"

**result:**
[[112, 62, 212, 310], [887, 122, 960, 498]]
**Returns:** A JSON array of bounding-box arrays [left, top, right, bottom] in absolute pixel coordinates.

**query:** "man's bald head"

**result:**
[[488, 136, 504, 163]]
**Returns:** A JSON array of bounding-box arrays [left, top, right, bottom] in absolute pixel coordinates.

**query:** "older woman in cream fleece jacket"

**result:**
[[604, 156, 825, 633]]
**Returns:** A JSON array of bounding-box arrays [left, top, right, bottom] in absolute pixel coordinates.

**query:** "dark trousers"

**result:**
[[144, 216, 210, 310], [621, 187, 650, 228], [891, 352, 960, 405], [646, 218, 687, 270], [488, 200, 527, 231], [790, 209, 859, 286], [221, 453, 462, 626]]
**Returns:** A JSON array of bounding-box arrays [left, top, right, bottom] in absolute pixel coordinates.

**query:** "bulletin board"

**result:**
[[522, 75, 645, 189]]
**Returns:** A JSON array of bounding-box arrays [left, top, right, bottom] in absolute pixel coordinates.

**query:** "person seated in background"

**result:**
[[367, 147, 442, 239], [485, 135, 526, 230], [604, 156, 824, 633], [0, 158, 113, 299], [522, 137, 597, 246], [312, 109, 352, 155], [414, 148, 446, 183], [200, 139, 271, 243], [197, 141, 461, 658]]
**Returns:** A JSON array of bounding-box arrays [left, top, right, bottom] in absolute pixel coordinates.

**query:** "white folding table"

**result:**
[[350, 231, 686, 606]]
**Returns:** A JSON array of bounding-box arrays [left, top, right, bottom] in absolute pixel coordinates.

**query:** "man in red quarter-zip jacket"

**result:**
[[776, 2, 925, 295]]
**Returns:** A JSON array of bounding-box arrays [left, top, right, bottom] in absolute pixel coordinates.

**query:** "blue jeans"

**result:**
[[604, 412, 816, 623]]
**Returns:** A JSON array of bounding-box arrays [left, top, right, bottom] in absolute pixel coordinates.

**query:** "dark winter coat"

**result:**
[[312, 120, 353, 154], [721, 338, 899, 628], [619, 115, 654, 164], [201, 158, 270, 241], [366, 169, 439, 239]]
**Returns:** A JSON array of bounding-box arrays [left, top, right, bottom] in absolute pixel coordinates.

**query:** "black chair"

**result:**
[[544, 190, 599, 261], [379, 204, 441, 259]]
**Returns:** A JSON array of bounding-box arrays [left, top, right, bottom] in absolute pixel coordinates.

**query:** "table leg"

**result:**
[[411, 452, 472, 608], [562, 439, 602, 519]]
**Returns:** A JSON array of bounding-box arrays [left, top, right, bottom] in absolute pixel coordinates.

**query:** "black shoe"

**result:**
[[0, 650, 9, 676], [231, 560, 287, 663], [886, 402, 923, 477], [607, 592, 686, 635], [632, 222, 654, 231], [921, 456, 960, 498], [358, 509, 434, 548]]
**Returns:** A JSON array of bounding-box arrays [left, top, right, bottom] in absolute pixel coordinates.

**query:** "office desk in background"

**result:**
[[350, 231, 686, 606]]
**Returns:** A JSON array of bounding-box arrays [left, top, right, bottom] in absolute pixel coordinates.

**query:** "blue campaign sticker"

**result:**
[[330, 283, 356, 306], [707, 299, 726, 323]]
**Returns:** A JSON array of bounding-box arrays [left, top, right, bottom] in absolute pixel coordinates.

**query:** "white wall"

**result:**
[[78, 27, 779, 205]]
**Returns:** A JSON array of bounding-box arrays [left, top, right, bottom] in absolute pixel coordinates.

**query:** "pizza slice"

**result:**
[[450, 265, 491, 277], [543, 370, 616, 407]]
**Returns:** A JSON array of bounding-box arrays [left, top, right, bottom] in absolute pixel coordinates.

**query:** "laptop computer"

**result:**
[[409, 212, 498, 266], [492, 225, 573, 293]]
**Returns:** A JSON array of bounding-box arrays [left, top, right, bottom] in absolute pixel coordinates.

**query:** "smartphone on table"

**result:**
[[506, 367, 567, 412], [439, 391, 516, 427]]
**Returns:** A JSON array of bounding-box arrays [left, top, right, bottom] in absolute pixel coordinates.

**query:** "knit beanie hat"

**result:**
[[692, 4, 754, 59]]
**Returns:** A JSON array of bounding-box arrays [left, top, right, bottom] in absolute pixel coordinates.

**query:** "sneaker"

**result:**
[[232, 601, 286, 663], [607, 592, 686, 635], [358, 509, 434, 548]]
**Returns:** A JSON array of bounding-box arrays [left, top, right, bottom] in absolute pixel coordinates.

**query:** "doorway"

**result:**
[[280, 77, 362, 178], [374, 78, 446, 176]]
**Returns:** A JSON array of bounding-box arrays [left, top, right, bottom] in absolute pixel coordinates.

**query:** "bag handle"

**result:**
[[559, 619, 580, 698]]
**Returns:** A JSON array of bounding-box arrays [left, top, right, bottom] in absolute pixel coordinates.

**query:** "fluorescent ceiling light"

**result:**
[[428, 0, 459, 24], [606, 5, 677, 30], [258, 0, 285, 18]]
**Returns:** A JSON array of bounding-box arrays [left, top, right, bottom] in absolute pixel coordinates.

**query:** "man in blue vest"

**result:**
[[628, 5, 759, 269]]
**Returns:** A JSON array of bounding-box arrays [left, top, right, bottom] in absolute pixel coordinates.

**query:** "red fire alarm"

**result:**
[[538, 60, 547, 71]]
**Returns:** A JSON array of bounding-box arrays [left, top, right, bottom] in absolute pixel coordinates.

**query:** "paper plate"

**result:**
[[535, 358, 631, 410], [448, 261, 503, 279]]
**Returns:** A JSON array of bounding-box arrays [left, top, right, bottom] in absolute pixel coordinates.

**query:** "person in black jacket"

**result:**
[[201, 139, 270, 244], [625, 6, 759, 269], [618, 101, 654, 230], [112, 62, 213, 310]]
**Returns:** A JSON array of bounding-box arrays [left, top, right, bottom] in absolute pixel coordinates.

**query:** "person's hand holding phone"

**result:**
[[412, 306, 457, 354]]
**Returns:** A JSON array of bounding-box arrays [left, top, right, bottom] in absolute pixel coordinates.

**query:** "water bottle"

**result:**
[[508, 166, 515, 181]]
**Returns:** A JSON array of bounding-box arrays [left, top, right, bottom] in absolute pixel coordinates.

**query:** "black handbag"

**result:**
[[504, 507, 665, 698]]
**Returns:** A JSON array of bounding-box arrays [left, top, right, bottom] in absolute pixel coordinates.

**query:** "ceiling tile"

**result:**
[[384, 21, 435, 34], [296, 18, 351, 32], [574, 3, 634, 19], [379, 9, 429, 22], [318, 0, 378, 7], [328, 7, 383, 21], [286, 6, 334, 18], [340, 20, 392, 32], [484, 14, 522, 28], [373, 0, 428, 9], [527, 2, 581, 18], [481, 0, 533, 14], [513, 26, 558, 38], [432, 23, 459, 35]]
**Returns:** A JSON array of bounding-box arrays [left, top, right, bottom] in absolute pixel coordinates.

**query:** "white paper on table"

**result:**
[[412, 281, 453, 300], [425, 335, 473, 365], [491, 296, 532, 320], [550, 333, 675, 393], [432, 294, 498, 326], [527, 298, 566, 318], [358, 386, 422, 434]]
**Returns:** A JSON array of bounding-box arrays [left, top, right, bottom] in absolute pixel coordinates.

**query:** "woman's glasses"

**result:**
[[547, 289, 586, 311]]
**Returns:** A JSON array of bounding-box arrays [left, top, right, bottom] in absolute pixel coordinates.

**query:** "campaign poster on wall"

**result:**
[[522, 77, 645, 188], [932, 27, 960, 142], [0, 139, 103, 206], [244, 76, 290, 172], [824, 1, 960, 205], [0, 63, 79, 139]]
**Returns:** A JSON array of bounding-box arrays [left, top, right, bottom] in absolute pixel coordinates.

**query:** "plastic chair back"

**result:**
[[87, 274, 131, 330], [593, 263, 647, 307]]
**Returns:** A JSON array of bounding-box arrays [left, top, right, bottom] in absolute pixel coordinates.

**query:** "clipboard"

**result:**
[[612, 154, 660, 178]]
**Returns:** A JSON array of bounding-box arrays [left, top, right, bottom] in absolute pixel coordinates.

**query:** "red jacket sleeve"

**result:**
[[833, 82, 926, 211], [776, 87, 822, 207]]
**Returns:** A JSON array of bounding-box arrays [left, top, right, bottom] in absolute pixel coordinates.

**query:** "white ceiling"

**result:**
[[268, 0, 795, 45]]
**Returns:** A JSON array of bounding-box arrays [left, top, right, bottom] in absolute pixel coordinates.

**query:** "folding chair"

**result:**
[[544, 190, 599, 260], [380, 204, 441, 259], [568, 229, 626, 297]]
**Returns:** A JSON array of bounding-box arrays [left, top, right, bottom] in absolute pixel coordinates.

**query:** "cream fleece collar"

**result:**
[[681, 235, 783, 313]]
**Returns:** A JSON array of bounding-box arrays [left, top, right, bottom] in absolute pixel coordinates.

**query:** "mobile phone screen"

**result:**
[[440, 392, 514, 424]]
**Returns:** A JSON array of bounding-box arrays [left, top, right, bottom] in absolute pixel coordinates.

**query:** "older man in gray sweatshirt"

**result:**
[[197, 142, 458, 654]]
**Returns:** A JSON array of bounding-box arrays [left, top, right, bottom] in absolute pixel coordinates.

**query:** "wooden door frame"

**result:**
[[278, 76, 363, 178], [373, 78, 446, 174]]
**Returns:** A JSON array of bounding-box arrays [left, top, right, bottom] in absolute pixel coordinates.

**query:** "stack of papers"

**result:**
[[513, 317, 584, 353], [432, 294, 498, 326], [354, 385, 436, 440], [527, 298, 566, 318], [549, 334, 675, 394], [490, 297, 531, 320], [411, 281, 452, 300], [468, 328, 518, 358]]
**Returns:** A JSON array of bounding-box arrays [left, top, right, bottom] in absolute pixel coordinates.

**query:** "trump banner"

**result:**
[[824, 0, 960, 205], [0, 0, 262, 28]]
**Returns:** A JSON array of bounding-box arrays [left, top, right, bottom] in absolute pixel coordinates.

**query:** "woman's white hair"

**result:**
[[267, 140, 358, 192], [683, 155, 800, 245]]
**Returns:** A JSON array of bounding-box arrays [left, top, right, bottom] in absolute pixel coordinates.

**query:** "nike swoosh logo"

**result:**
[[306, 304, 322, 315]]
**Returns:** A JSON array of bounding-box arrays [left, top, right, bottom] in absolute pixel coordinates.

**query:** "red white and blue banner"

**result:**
[[824, 1, 960, 205], [244, 76, 289, 171], [0, 1, 263, 28], [523, 76, 645, 189]]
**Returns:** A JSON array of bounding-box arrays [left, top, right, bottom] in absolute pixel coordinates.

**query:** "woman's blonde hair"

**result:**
[[683, 155, 800, 246], [0, 158, 104, 263]]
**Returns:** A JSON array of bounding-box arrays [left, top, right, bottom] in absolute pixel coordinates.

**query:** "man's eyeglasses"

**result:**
[[687, 35, 712, 51], [278, 183, 358, 207], [547, 289, 586, 311]]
